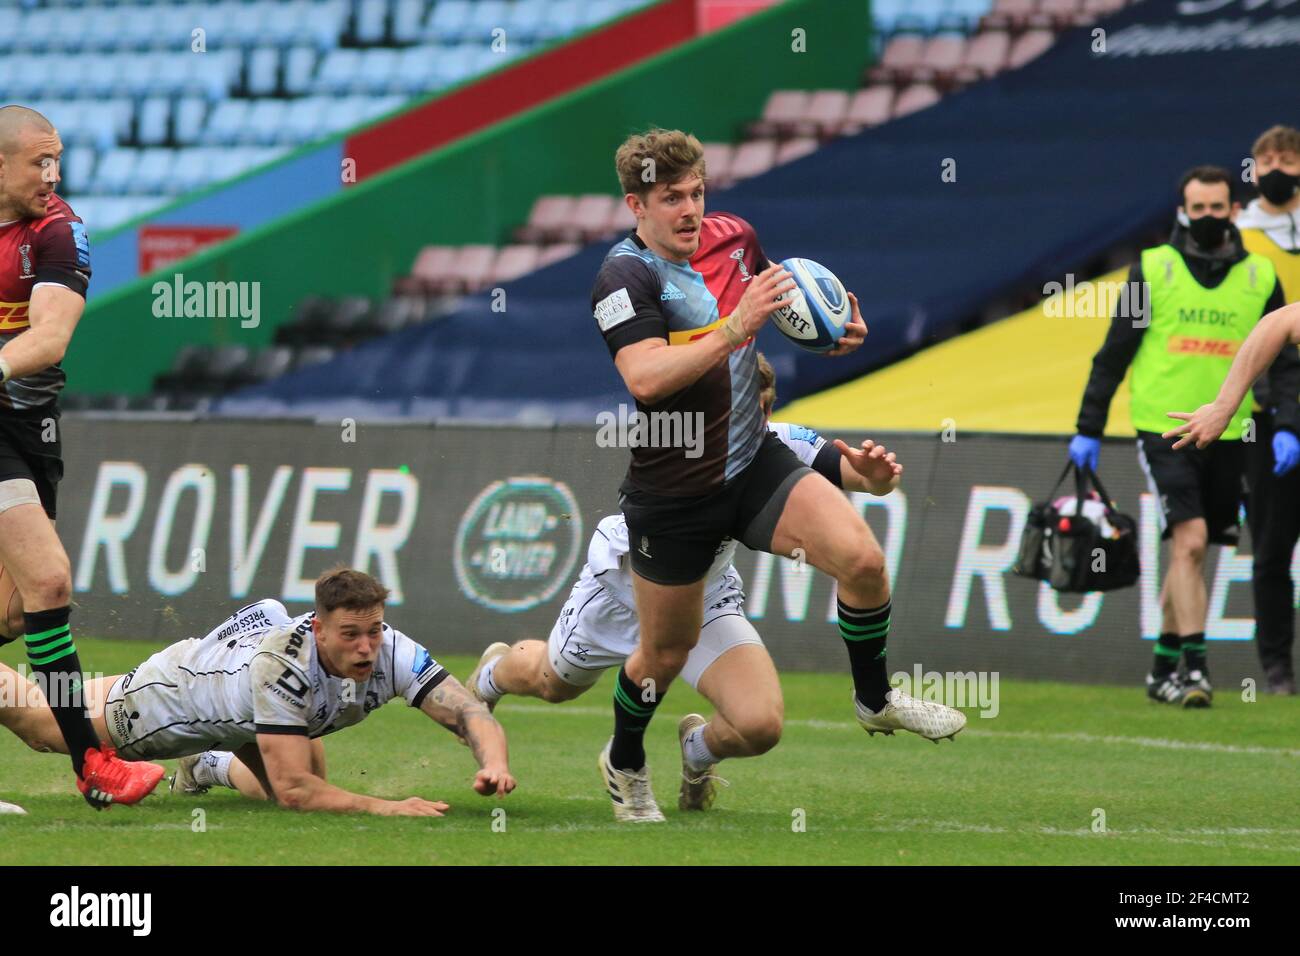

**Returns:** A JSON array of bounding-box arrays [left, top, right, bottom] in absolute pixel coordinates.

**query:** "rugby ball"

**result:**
[[771, 257, 851, 353]]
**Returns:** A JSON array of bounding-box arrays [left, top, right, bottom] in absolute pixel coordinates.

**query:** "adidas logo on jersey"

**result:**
[[660, 282, 687, 301]]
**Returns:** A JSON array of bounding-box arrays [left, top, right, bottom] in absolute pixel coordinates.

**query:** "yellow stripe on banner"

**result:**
[[779, 267, 1136, 437]]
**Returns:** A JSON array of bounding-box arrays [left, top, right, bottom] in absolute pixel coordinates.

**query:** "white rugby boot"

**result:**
[[855, 688, 966, 742], [466, 642, 510, 712], [169, 754, 208, 796], [0, 799, 26, 815], [677, 713, 727, 812], [598, 739, 665, 823]]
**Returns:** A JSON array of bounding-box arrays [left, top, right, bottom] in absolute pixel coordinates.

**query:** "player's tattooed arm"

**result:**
[[419, 677, 516, 798]]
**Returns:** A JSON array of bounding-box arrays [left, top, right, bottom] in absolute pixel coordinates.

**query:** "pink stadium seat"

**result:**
[[537, 242, 580, 267], [1083, 0, 1126, 13], [396, 245, 458, 294], [892, 83, 941, 119], [800, 89, 851, 137], [730, 139, 778, 181], [453, 244, 497, 293], [917, 35, 966, 82], [873, 34, 925, 83], [1008, 29, 1055, 69], [842, 86, 894, 134], [571, 194, 617, 242], [775, 137, 819, 166], [491, 244, 542, 284], [984, 0, 1038, 29], [1035, 0, 1084, 27], [516, 195, 576, 243], [702, 142, 735, 186], [605, 198, 635, 235], [749, 90, 811, 138], [961, 30, 1011, 79]]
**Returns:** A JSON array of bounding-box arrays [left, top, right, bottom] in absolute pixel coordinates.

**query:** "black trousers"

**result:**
[[1244, 412, 1299, 677]]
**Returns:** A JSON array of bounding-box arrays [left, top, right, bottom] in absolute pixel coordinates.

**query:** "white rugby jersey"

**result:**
[[114, 599, 447, 754], [586, 422, 842, 610]]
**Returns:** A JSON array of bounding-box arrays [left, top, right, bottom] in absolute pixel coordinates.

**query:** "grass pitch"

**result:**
[[1, 638, 1297, 865]]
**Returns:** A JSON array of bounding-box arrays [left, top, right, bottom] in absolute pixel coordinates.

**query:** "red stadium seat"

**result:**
[[892, 83, 941, 118], [1008, 29, 1055, 69], [748, 90, 811, 138], [775, 137, 819, 166], [491, 244, 543, 284], [516, 195, 576, 243], [730, 139, 778, 181], [961, 30, 1011, 80], [842, 86, 895, 134]]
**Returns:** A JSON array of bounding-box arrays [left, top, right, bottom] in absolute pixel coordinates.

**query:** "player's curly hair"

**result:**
[[756, 351, 776, 417], [315, 566, 390, 615], [615, 127, 706, 197], [1252, 125, 1300, 159]]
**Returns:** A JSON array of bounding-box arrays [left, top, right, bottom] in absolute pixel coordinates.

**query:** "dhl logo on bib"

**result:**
[[1166, 336, 1238, 357]]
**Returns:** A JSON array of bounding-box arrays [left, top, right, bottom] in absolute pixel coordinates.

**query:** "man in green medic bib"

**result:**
[[1069, 166, 1300, 709]]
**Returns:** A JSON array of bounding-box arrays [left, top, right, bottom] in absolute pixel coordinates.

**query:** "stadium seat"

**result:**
[[985, 0, 1039, 29], [137, 97, 171, 145], [749, 90, 810, 139], [1008, 29, 1055, 68], [961, 30, 1011, 80], [802, 90, 851, 138], [358, 47, 400, 95], [701, 142, 735, 187], [315, 48, 364, 94], [842, 86, 895, 134], [355, 0, 390, 44], [776, 137, 819, 166], [172, 148, 216, 193], [174, 97, 209, 145], [295, 345, 338, 370], [871, 34, 925, 85], [537, 242, 581, 268], [364, 296, 424, 336], [491, 244, 542, 284], [917, 35, 967, 85], [400, 245, 460, 294], [571, 194, 617, 242], [395, 45, 438, 94], [392, 0, 425, 42], [426, 0, 472, 43], [92, 148, 138, 195], [246, 46, 281, 96], [61, 148, 97, 196], [516, 195, 576, 243], [1035, 0, 1086, 28], [730, 139, 778, 182], [284, 46, 318, 94], [508, 0, 547, 44], [464, 0, 512, 44], [453, 244, 497, 293], [133, 149, 177, 195], [605, 198, 635, 236], [153, 344, 209, 394], [893, 83, 941, 118]]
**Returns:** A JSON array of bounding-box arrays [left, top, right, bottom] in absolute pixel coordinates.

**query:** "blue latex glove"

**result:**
[[1273, 430, 1300, 476], [1068, 435, 1100, 472]]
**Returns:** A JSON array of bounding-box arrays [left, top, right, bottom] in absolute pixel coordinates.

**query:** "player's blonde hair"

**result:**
[[315, 566, 390, 615], [757, 351, 776, 417], [615, 128, 706, 197], [1252, 125, 1300, 159]]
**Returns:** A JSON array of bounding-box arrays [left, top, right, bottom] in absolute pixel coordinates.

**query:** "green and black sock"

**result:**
[[1152, 632, 1181, 678], [840, 597, 892, 712], [24, 606, 100, 776], [610, 665, 665, 771], [1181, 632, 1208, 676]]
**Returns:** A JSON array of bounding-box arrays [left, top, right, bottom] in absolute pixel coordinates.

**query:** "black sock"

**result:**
[[840, 597, 891, 712], [610, 666, 665, 771], [24, 607, 99, 776], [1181, 632, 1208, 676], [1152, 632, 1180, 678]]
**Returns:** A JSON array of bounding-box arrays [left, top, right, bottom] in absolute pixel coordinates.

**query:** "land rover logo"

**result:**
[[453, 477, 583, 612]]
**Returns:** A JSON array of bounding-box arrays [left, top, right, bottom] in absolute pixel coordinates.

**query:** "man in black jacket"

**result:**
[[1069, 166, 1300, 707]]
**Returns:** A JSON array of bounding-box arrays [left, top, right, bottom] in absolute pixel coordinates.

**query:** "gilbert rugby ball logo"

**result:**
[[454, 477, 583, 612]]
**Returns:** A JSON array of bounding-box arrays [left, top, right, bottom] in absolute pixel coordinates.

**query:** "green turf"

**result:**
[[1, 638, 1297, 865]]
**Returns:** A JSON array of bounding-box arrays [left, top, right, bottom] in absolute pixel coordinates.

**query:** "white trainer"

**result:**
[[598, 739, 665, 823], [169, 754, 208, 796], [855, 688, 966, 742], [0, 799, 26, 815], [466, 642, 510, 712]]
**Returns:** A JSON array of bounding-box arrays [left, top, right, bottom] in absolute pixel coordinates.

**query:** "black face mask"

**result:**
[[1258, 168, 1300, 206], [1188, 214, 1231, 249]]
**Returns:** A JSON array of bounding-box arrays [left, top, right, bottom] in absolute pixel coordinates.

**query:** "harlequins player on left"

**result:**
[[0, 105, 165, 811]]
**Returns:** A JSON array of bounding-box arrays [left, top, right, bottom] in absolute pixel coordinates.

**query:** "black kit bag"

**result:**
[[1015, 461, 1140, 593]]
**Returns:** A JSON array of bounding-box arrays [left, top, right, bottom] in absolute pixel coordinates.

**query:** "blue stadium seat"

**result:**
[[464, 0, 509, 44], [425, 0, 471, 43], [395, 45, 436, 93], [537, 0, 581, 41], [308, 0, 349, 49], [203, 98, 250, 144], [138, 96, 172, 145], [391, 0, 423, 42], [434, 43, 476, 86], [246, 99, 289, 145], [0, 8, 20, 53], [61, 147, 97, 195], [507, 0, 545, 44], [314, 48, 363, 94], [263, 1, 306, 46], [358, 47, 399, 94], [582, 0, 620, 27], [356, 0, 389, 44], [172, 147, 216, 192], [247, 46, 281, 96], [174, 96, 209, 144], [284, 46, 318, 94], [133, 148, 177, 195], [282, 95, 328, 142], [92, 148, 138, 195]]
